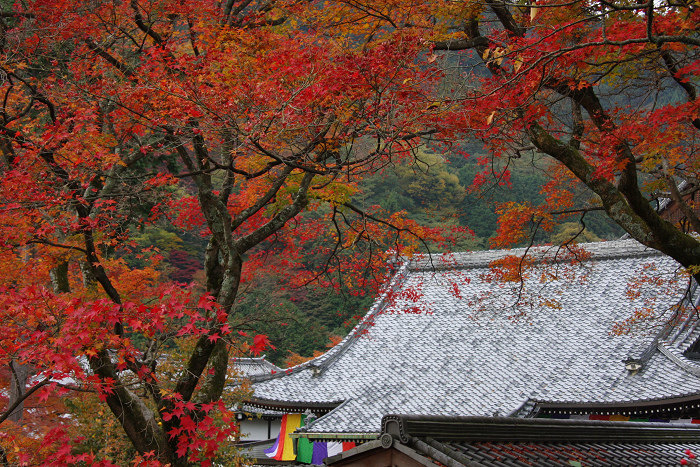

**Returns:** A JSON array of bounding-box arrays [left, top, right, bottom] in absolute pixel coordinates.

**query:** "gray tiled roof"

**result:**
[[232, 356, 282, 379], [446, 440, 700, 466], [252, 239, 700, 434]]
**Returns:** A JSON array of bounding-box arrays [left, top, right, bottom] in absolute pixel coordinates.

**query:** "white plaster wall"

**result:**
[[240, 417, 282, 441]]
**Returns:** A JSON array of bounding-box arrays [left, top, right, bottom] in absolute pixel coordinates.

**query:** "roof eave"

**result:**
[[289, 432, 379, 441], [243, 396, 344, 413], [382, 414, 700, 444], [534, 392, 700, 414]]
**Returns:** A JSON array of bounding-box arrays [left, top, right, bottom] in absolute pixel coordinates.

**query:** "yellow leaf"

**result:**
[[513, 55, 523, 73], [486, 111, 496, 125], [492, 47, 507, 66], [530, 6, 538, 21]]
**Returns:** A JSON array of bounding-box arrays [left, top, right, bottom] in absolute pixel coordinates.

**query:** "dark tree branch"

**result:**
[[131, 0, 165, 46], [0, 378, 49, 426], [569, 102, 584, 150], [550, 206, 606, 215], [486, 0, 526, 37], [187, 18, 200, 56], [662, 158, 700, 233], [251, 140, 332, 175], [226, 0, 254, 25], [658, 48, 700, 130], [0, 69, 56, 123], [340, 201, 435, 262], [84, 39, 137, 79], [236, 171, 315, 252], [230, 165, 294, 231], [526, 121, 700, 284], [24, 239, 88, 254], [432, 36, 488, 51]]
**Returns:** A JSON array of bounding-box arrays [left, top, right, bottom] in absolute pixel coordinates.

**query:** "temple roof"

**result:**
[[232, 356, 282, 378], [251, 239, 700, 434], [324, 415, 700, 467]]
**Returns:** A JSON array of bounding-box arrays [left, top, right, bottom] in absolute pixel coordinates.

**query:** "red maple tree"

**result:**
[[323, 0, 700, 278], [0, 0, 452, 464]]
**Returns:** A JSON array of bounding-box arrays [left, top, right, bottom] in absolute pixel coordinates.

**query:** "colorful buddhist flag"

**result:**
[[311, 441, 328, 465], [609, 414, 630, 421], [265, 413, 303, 461], [263, 415, 285, 459], [327, 441, 343, 457], [304, 440, 357, 464], [296, 417, 314, 463]]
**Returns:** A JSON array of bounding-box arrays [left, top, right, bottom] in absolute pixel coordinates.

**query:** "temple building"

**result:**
[[238, 239, 700, 464]]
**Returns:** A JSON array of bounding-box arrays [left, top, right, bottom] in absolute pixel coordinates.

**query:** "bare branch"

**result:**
[[130, 0, 165, 46], [0, 378, 49, 426]]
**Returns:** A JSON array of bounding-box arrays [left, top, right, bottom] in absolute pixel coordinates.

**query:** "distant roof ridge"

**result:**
[[230, 355, 283, 381], [231, 355, 280, 367], [408, 238, 662, 272]]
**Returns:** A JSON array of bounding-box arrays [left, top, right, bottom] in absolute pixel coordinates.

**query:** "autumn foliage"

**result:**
[[0, 0, 699, 464], [0, 0, 453, 465], [313, 0, 700, 275]]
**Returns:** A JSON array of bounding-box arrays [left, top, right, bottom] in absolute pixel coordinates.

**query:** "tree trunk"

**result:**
[[79, 259, 98, 289], [49, 260, 70, 293], [89, 351, 175, 464], [7, 361, 30, 423]]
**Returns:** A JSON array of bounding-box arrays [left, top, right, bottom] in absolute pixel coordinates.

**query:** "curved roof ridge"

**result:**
[[408, 239, 662, 272], [311, 262, 414, 375], [658, 342, 700, 378], [303, 397, 354, 432], [246, 262, 412, 383]]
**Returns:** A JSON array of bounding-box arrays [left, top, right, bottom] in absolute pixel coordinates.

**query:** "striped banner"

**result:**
[[265, 414, 357, 464], [309, 441, 356, 464], [265, 413, 303, 461]]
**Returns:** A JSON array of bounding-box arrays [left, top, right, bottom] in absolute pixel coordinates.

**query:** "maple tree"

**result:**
[[423, 0, 700, 274], [0, 0, 453, 465], [311, 0, 700, 272]]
